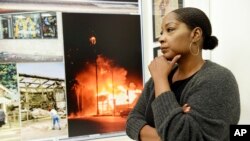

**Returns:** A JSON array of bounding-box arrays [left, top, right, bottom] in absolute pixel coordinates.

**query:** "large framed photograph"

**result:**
[[153, 0, 183, 42], [63, 13, 143, 137]]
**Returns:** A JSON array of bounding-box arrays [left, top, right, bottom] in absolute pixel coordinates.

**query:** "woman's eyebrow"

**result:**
[[165, 22, 177, 27]]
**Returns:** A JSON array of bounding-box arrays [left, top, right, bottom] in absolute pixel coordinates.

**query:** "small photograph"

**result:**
[[41, 12, 57, 38], [0, 14, 13, 39], [17, 62, 68, 141], [153, 0, 183, 41], [0, 63, 21, 141]]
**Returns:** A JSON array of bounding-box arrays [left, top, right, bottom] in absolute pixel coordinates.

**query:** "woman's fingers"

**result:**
[[182, 103, 191, 113], [170, 54, 181, 66]]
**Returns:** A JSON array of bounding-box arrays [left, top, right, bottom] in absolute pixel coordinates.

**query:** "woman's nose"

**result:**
[[159, 37, 165, 44], [158, 33, 165, 44]]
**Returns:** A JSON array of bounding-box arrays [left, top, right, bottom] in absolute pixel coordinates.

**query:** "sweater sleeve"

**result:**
[[126, 79, 153, 140], [151, 67, 240, 141]]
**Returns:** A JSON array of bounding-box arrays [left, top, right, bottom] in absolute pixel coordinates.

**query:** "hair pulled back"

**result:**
[[172, 7, 218, 50]]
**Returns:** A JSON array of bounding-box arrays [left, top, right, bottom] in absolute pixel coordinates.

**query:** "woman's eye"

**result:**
[[160, 31, 163, 35], [167, 28, 174, 32]]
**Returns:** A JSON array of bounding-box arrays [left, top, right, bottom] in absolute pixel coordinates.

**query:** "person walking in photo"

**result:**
[[49, 107, 61, 130]]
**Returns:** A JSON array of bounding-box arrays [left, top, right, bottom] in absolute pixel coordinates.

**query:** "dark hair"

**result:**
[[172, 7, 218, 50]]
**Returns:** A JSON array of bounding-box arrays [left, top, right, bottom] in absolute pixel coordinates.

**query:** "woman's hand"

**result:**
[[140, 125, 161, 141], [148, 55, 181, 80], [148, 55, 181, 97]]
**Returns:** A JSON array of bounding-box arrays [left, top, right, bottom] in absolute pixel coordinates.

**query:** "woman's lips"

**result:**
[[160, 47, 169, 53]]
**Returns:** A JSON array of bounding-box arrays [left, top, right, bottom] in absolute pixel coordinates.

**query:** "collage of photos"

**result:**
[[0, 0, 142, 140], [0, 11, 57, 39], [0, 10, 67, 141]]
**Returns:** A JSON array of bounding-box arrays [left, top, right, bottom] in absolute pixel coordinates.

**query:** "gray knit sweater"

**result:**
[[126, 60, 240, 141]]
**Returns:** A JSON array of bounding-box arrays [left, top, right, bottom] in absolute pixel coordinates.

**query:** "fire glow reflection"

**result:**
[[68, 55, 142, 118]]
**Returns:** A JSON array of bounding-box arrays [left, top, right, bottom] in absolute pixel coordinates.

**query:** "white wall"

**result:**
[[141, 0, 153, 82], [210, 0, 250, 124]]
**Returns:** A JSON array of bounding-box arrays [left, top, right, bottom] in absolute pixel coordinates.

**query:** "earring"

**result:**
[[189, 42, 200, 56]]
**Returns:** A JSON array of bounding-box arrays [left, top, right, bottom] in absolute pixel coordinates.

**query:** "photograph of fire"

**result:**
[[63, 13, 143, 137]]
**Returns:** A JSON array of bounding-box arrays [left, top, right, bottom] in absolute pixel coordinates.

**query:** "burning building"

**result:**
[[68, 55, 142, 118]]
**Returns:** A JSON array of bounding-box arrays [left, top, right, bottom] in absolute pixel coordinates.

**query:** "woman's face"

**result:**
[[159, 12, 192, 60]]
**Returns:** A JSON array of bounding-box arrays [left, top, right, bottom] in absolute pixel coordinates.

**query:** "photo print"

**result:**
[[0, 10, 63, 63], [17, 62, 68, 140], [63, 13, 143, 137]]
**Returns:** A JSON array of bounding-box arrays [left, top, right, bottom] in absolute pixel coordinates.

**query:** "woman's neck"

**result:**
[[173, 55, 205, 82]]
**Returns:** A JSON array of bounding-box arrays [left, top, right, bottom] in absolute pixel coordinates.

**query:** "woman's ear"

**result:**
[[191, 27, 202, 42]]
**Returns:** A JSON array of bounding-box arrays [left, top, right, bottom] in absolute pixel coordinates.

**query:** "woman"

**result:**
[[126, 7, 240, 141]]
